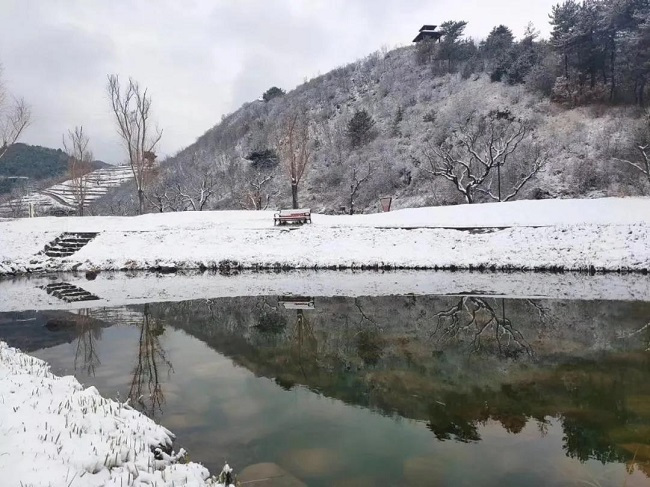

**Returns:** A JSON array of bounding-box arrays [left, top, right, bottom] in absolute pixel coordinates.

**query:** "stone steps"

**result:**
[[41, 282, 100, 303], [41, 232, 99, 258]]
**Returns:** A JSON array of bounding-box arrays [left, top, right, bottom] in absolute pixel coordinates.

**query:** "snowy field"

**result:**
[[0, 341, 231, 486], [1, 197, 649, 275]]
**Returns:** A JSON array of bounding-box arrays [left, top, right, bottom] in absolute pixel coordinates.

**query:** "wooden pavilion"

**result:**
[[413, 25, 443, 43]]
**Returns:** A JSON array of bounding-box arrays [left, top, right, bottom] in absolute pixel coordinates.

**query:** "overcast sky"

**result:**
[[0, 0, 559, 164]]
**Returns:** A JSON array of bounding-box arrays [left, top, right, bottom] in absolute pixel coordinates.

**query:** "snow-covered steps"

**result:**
[[41, 282, 100, 303], [41, 232, 99, 258]]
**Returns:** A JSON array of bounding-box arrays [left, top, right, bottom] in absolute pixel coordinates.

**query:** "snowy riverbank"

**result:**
[[1, 197, 649, 275], [0, 269, 649, 313], [0, 341, 228, 486]]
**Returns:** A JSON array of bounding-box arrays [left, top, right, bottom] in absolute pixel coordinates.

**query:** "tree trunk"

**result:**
[[138, 189, 145, 214], [291, 184, 298, 209], [464, 187, 473, 204]]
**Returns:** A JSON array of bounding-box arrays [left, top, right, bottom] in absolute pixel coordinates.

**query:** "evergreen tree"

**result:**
[[347, 110, 376, 149], [438, 21, 469, 71], [482, 24, 515, 81], [262, 86, 285, 102], [506, 23, 542, 84], [550, 0, 581, 78]]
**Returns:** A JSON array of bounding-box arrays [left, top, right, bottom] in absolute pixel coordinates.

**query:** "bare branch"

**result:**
[[414, 111, 544, 203], [0, 97, 31, 161]]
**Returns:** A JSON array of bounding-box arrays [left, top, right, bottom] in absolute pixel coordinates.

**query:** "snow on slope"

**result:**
[[0, 165, 133, 216], [0, 341, 229, 486], [0, 197, 648, 275]]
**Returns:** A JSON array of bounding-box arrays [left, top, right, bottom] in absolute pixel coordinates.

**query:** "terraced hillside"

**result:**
[[0, 165, 133, 217]]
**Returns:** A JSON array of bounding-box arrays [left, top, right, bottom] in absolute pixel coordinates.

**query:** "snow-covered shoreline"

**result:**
[[0, 341, 226, 486], [0, 269, 649, 313], [1, 197, 649, 276]]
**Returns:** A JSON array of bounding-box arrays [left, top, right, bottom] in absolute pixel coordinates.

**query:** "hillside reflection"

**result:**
[[15, 294, 650, 478]]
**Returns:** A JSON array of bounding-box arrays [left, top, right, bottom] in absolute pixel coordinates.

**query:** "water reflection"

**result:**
[[128, 303, 173, 417], [429, 297, 534, 358], [3, 293, 650, 485], [72, 309, 101, 376]]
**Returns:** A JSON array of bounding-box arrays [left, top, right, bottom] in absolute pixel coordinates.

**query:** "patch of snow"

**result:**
[[0, 341, 231, 486]]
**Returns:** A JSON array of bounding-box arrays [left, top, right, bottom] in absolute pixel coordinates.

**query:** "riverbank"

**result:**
[[0, 269, 649, 313], [0, 341, 227, 486], [1, 197, 649, 275]]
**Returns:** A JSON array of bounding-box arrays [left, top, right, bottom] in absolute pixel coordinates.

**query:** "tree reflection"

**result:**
[[430, 297, 534, 358], [73, 309, 101, 376], [128, 303, 173, 417], [290, 309, 317, 381], [427, 396, 481, 442]]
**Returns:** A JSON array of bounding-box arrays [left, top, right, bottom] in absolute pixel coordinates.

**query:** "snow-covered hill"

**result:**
[[96, 44, 649, 217], [0, 165, 133, 217]]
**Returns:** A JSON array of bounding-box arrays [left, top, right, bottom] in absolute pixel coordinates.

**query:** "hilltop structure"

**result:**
[[412, 25, 442, 43]]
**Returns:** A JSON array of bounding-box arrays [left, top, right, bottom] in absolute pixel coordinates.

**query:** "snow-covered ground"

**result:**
[[1, 197, 649, 275], [0, 341, 230, 486]]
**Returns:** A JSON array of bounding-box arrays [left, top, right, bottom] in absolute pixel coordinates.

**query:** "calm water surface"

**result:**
[[2, 292, 650, 486]]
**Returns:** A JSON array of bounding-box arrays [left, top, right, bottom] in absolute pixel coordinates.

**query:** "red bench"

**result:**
[[274, 208, 311, 226]]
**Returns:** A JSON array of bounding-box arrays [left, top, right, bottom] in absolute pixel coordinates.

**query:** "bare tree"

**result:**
[[0, 65, 31, 161], [63, 126, 93, 216], [276, 111, 312, 209], [412, 110, 545, 203], [170, 176, 217, 211], [614, 111, 650, 188], [107, 74, 162, 214], [148, 154, 218, 211], [242, 170, 277, 210], [348, 158, 372, 215], [1, 181, 28, 217]]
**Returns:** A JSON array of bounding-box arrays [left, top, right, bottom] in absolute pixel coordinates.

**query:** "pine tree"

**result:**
[[347, 110, 376, 149], [550, 0, 581, 79], [482, 25, 515, 81]]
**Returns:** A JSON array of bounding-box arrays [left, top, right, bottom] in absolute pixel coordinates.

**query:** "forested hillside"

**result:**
[[95, 0, 650, 215]]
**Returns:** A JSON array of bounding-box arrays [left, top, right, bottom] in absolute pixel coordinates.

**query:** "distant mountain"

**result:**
[[0, 143, 109, 195]]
